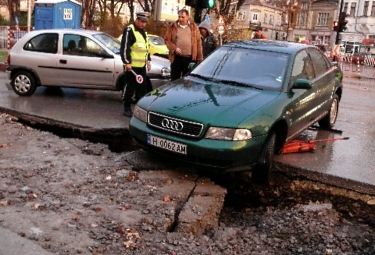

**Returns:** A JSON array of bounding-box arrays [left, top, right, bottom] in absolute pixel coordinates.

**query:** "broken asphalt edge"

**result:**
[[274, 161, 375, 196]]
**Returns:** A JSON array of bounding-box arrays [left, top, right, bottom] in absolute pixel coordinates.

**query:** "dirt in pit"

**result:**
[[1, 113, 375, 255]]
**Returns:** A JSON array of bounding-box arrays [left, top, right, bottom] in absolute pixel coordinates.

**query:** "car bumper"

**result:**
[[129, 117, 267, 171]]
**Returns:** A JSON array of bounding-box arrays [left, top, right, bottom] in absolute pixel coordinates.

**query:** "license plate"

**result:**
[[147, 135, 187, 155]]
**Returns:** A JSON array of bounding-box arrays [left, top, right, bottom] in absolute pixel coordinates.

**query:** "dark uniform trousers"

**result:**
[[122, 66, 147, 109]]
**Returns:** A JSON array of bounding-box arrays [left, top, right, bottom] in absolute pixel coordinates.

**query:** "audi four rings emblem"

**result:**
[[161, 118, 184, 131]]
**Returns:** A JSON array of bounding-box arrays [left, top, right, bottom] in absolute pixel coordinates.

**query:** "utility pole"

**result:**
[[335, 0, 344, 45]]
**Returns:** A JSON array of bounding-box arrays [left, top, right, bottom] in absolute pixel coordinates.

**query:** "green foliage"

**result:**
[[0, 50, 8, 63], [0, 15, 9, 26]]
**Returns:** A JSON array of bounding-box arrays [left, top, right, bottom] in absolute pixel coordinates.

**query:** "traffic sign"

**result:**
[[218, 15, 225, 35], [218, 15, 224, 25], [218, 25, 224, 35]]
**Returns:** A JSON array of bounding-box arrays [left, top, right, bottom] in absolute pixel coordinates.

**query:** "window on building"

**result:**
[[264, 14, 267, 23], [350, 2, 356, 17], [364, 1, 369, 16], [371, 2, 375, 16], [344, 2, 348, 14], [297, 12, 306, 26], [236, 11, 246, 20], [252, 13, 259, 22], [317, 13, 329, 26], [270, 15, 274, 25]]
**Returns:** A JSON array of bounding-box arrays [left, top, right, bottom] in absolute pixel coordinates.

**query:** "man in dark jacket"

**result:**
[[198, 20, 218, 58]]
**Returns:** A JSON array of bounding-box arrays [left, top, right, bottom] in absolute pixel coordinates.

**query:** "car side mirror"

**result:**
[[188, 62, 196, 70], [292, 79, 312, 89]]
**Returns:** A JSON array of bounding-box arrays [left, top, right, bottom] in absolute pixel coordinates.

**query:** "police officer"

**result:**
[[120, 12, 151, 117]]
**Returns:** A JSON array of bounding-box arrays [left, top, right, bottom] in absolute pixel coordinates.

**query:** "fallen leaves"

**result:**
[[124, 240, 136, 248], [163, 194, 170, 202], [0, 200, 8, 206], [1, 143, 8, 148], [124, 231, 140, 249]]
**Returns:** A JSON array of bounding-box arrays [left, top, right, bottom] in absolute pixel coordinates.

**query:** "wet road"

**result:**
[[275, 77, 375, 194], [1, 71, 374, 195]]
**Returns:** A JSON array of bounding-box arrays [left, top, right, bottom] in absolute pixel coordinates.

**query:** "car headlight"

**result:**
[[205, 127, 252, 141], [161, 67, 171, 78], [133, 105, 147, 122]]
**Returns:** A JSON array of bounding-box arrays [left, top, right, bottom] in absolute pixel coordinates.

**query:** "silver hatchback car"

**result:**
[[6, 29, 171, 96]]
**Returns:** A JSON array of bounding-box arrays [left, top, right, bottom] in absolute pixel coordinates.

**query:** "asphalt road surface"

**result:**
[[0, 71, 374, 195]]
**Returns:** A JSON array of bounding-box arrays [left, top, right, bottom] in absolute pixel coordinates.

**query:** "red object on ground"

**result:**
[[281, 137, 349, 154]]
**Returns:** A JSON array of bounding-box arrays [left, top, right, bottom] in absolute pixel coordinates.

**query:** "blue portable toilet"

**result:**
[[34, 0, 82, 30]]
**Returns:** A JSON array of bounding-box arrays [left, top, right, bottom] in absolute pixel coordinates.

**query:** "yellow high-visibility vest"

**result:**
[[129, 24, 149, 67]]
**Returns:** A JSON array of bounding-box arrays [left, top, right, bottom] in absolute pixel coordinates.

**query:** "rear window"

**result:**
[[23, 33, 58, 54], [149, 36, 165, 45]]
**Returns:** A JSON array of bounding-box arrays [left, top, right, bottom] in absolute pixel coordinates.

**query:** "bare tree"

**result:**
[[0, 0, 20, 26], [209, 0, 246, 42]]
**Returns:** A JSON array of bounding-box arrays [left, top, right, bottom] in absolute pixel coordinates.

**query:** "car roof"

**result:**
[[26, 29, 107, 36], [223, 40, 314, 55]]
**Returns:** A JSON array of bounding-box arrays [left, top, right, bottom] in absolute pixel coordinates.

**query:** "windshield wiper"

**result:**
[[220, 79, 263, 90], [189, 73, 216, 82]]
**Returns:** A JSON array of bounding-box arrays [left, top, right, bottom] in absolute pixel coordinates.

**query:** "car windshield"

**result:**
[[190, 46, 289, 91], [93, 33, 121, 54], [149, 36, 165, 45]]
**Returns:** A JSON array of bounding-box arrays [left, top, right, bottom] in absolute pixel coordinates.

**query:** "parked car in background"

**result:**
[[6, 29, 170, 96], [129, 40, 343, 183], [117, 34, 169, 59], [147, 34, 169, 58]]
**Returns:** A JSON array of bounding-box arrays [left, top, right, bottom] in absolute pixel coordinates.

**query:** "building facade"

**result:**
[[340, 0, 375, 44]]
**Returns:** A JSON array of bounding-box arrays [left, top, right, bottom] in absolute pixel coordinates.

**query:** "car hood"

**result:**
[[140, 77, 280, 127]]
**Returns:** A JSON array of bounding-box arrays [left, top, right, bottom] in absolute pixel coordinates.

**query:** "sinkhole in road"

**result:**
[[18, 118, 375, 234], [18, 118, 140, 153]]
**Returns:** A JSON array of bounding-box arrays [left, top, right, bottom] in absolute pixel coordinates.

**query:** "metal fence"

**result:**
[[0, 26, 30, 50], [339, 54, 375, 77]]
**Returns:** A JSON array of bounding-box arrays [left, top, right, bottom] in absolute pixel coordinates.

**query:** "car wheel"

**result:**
[[252, 131, 276, 184], [11, 71, 37, 96], [318, 94, 339, 128]]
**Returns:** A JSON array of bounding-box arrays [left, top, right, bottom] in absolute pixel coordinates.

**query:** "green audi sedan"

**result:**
[[129, 40, 343, 183]]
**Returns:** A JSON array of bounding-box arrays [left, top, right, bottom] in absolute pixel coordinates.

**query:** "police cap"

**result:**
[[136, 12, 150, 22]]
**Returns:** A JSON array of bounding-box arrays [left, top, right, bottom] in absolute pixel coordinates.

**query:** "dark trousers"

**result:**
[[170, 55, 192, 81], [122, 66, 147, 109]]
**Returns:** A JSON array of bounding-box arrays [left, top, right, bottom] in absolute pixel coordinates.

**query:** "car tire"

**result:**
[[318, 94, 339, 128], [11, 71, 37, 96], [252, 131, 276, 184]]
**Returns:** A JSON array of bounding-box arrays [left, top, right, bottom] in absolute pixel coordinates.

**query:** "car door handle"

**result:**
[[59, 59, 67, 64]]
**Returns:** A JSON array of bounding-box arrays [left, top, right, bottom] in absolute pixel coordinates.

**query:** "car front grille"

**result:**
[[148, 112, 204, 138]]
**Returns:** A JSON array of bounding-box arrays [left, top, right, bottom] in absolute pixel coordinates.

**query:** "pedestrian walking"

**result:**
[[120, 12, 151, 117], [252, 26, 267, 39], [164, 9, 203, 81], [198, 20, 218, 58]]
